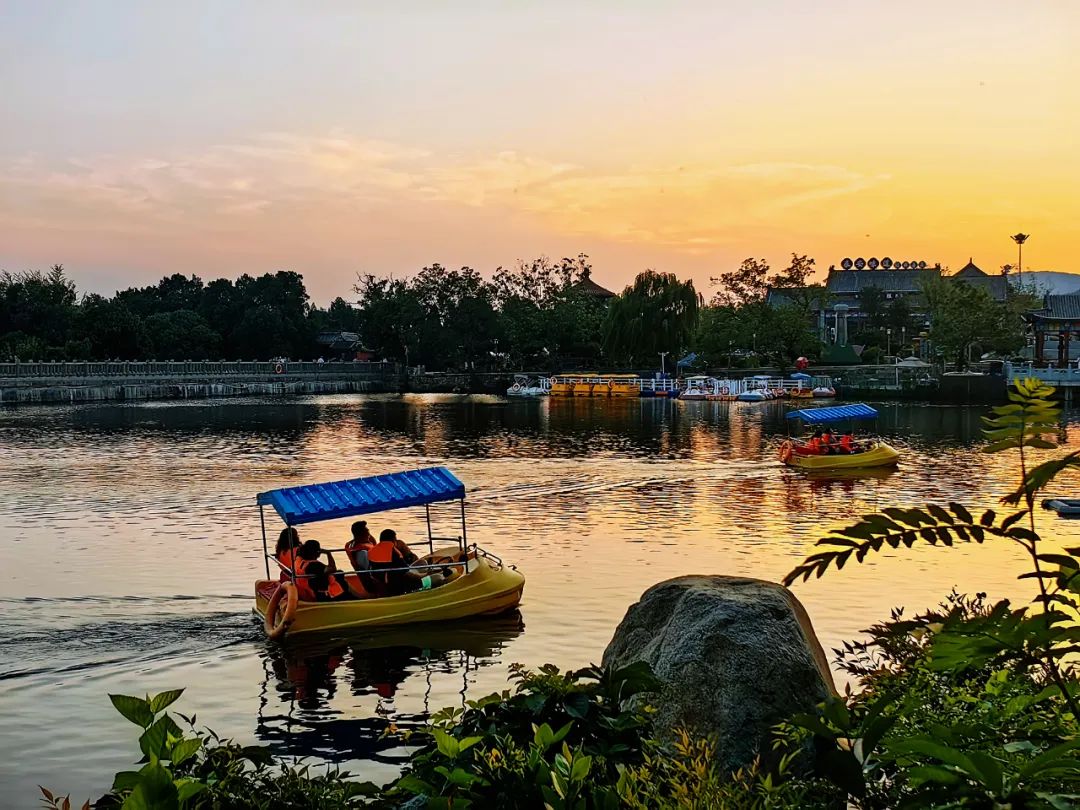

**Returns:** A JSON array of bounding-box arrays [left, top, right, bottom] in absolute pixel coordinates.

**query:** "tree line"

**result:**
[[0, 254, 1032, 370]]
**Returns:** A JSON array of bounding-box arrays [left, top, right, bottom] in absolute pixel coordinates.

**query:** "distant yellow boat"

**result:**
[[253, 467, 524, 639], [780, 441, 900, 470], [548, 373, 640, 398], [780, 403, 901, 471]]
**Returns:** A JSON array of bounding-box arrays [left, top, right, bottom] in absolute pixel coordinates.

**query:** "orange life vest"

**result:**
[[367, 541, 407, 594], [277, 548, 298, 582], [294, 558, 344, 601], [368, 541, 405, 567], [345, 538, 375, 569], [840, 435, 854, 451]]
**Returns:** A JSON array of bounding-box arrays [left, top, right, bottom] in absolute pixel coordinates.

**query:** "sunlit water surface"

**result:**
[[3, 394, 1080, 801]]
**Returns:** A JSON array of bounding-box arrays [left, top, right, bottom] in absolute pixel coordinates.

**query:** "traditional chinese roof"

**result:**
[[1033, 294, 1080, 321], [825, 268, 940, 294], [572, 273, 616, 298], [954, 258, 987, 279]]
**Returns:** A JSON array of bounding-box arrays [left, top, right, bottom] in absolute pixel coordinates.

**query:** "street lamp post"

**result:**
[[659, 351, 669, 377], [1011, 233, 1030, 286], [886, 328, 892, 358]]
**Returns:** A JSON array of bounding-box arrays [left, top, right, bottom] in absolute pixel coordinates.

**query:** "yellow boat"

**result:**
[[253, 467, 525, 639], [780, 402, 901, 471], [780, 440, 900, 470], [548, 372, 641, 398]]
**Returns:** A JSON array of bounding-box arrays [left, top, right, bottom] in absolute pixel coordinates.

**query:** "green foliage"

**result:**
[[921, 274, 1031, 368], [602, 270, 701, 365], [783, 378, 1080, 806], [697, 254, 822, 366], [383, 661, 661, 807], [76, 689, 379, 810]]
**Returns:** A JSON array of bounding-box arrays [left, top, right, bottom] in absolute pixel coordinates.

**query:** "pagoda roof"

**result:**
[[954, 258, 988, 278], [572, 275, 616, 298]]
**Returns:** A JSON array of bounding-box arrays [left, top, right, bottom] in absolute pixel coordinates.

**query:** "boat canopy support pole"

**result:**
[[259, 504, 270, 579], [425, 503, 434, 557], [460, 498, 468, 557]]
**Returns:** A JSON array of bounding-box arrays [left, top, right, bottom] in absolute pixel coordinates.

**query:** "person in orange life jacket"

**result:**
[[820, 428, 835, 454], [805, 430, 823, 455], [294, 539, 351, 602], [345, 520, 376, 571], [839, 433, 855, 454], [368, 529, 447, 596], [275, 527, 301, 582]]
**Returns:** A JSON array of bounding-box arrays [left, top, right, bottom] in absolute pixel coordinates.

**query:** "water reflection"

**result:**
[[5, 394, 1080, 802], [256, 615, 524, 765]]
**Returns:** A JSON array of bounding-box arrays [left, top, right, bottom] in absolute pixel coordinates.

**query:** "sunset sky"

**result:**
[[2, 1, 1077, 303]]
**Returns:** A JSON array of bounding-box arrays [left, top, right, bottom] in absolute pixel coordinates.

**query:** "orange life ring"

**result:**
[[607, 379, 615, 389], [549, 377, 558, 385], [274, 362, 284, 375], [720, 386, 730, 395], [779, 440, 794, 463], [264, 581, 298, 639]]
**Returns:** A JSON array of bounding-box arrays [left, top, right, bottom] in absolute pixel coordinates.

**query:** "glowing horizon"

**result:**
[[1, 1, 1077, 303]]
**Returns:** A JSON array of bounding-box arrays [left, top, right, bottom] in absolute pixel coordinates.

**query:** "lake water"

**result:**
[[3, 393, 1080, 802]]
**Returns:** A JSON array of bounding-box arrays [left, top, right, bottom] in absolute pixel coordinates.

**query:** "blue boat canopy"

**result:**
[[785, 403, 879, 423], [257, 466, 465, 525]]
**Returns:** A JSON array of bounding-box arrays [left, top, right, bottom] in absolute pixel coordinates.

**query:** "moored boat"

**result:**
[[738, 389, 770, 402], [679, 375, 718, 400], [779, 403, 900, 470], [1042, 498, 1080, 517], [506, 374, 548, 397], [253, 467, 525, 638]]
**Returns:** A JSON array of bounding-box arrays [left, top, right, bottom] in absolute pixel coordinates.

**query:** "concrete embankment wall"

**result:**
[[0, 378, 383, 404]]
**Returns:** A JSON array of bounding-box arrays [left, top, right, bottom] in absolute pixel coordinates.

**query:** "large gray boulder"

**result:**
[[603, 575, 835, 772]]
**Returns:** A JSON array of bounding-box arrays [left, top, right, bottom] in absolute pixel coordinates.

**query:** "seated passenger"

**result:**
[[839, 433, 855, 454], [805, 431, 823, 455], [275, 527, 301, 582], [294, 539, 350, 602], [820, 429, 834, 454], [367, 529, 411, 596], [345, 520, 376, 571], [368, 529, 447, 596]]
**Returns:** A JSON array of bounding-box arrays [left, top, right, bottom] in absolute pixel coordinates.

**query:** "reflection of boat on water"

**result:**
[[780, 403, 901, 471], [256, 613, 524, 766], [254, 467, 525, 637], [801, 465, 899, 484]]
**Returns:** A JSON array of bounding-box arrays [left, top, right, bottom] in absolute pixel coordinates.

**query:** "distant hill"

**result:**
[[1009, 271, 1080, 296]]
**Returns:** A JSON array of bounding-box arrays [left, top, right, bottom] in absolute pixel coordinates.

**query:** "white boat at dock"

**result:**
[[506, 374, 549, 397]]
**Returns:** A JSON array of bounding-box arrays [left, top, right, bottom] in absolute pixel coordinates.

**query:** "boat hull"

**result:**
[[254, 555, 525, 636], [784, 442, 900, 470]]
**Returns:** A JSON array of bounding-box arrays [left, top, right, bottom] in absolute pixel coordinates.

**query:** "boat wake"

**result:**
[[0, 605, 260, 681]]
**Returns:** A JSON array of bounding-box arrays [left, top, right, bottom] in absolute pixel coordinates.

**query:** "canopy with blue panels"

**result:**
[[785, 403, 878, 423], [258, 466, 465, 525]]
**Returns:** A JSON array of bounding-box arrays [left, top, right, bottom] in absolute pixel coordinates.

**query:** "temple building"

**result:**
[[1026, 295, 1080, 365], [951, 259, 1009, 302], [571, 271, 617, 300]]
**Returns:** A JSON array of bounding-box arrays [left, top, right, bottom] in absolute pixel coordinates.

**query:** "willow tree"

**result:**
[[602, 270, 701, 366]]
